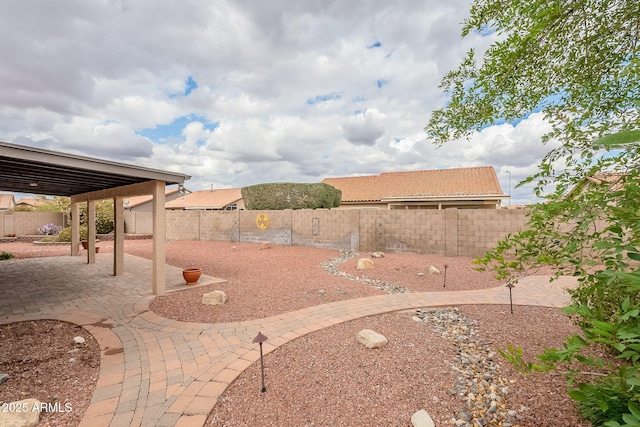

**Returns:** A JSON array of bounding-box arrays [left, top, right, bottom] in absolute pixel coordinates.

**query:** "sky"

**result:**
[[0, 0, 559, 205]]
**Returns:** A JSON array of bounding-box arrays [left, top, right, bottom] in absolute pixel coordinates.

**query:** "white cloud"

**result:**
[[342, 109, 387, 146], [0, 0, 557, 204]]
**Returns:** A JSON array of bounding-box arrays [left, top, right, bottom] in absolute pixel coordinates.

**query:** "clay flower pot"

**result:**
[[81, 241, 100, 252], [182, 268, 202, 285]]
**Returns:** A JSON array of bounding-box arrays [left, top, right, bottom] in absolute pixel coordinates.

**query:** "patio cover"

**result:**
[[0, 141, 191, 295]]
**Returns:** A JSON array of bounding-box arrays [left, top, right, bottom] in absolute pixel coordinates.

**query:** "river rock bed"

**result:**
[[321, 251, 412, 294], [415, 307, 524, 427]]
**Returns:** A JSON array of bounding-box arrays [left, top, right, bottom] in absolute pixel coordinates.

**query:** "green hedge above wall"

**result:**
[[241, 183, 341, 210]]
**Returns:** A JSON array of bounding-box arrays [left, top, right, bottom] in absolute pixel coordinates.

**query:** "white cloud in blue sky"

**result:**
[[0, 0, 556, 204]]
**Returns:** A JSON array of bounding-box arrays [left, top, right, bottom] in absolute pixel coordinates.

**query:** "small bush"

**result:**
[[576, 377, 633, 426], [56, 226, 88, 242], [0, 251, 14, 260]]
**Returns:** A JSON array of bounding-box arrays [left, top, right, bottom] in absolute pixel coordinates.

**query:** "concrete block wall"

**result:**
[[166, 210, 200, 241], [1, 212, 64, 236], [76, 208, 532, 257], [238, 210, 292, 245], [124, 211, 154, 235], [456, 209, 527, 257], [291, 209, 359, 250], [199, 211, 239, 242], [359, 210, 447, 254]]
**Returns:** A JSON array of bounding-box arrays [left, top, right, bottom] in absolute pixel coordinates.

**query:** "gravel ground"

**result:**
[[0, 320, 100, 427], [0, 240, 604, 426]]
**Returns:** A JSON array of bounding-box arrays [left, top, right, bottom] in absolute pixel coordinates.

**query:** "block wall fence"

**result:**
[[1, 209, 529, 257], [0, 212, 64, 236], [144, 208, 528, 257]]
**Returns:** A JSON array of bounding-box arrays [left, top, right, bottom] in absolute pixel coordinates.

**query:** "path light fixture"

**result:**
[[253, 332, 268, 392], [506, 281, 515, 314], [443, 264, 449, 288]]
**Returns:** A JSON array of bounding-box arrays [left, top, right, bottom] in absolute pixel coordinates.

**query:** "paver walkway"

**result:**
[[0, 253, 577, 427]]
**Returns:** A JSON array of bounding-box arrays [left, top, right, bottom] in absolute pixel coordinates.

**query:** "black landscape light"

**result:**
[[253, 332, 269, 392], [506, 281, 515, 314], [443, 264, 449, 287]]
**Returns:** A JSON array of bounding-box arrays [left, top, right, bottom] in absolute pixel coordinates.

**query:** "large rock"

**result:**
[[356, 329, 388, 349], [357, 258, 375, 270], [371, 251, 385, 258], [429, 265, 440, 275], [0, 398, 41, 427], [202, 290, 227, 305], [411, 409, 435, 427]]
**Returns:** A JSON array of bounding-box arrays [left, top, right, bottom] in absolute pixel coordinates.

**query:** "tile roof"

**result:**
[[124, 187, 183, 209], [15, 197, 43, 207], [165, 188, 242, 209], [0, 193, 15, 210], [322, 166, 506, 202], [567, 171, 626, 197]]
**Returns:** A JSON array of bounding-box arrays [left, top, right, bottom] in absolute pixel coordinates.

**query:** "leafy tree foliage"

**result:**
[[241, 183, 341, 210], [79, 200, 115, 234], [427, 0, 640, 424], [35, 195, 71, 214]]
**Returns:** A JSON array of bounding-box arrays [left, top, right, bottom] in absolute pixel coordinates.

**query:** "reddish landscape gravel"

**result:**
[[0, 240, 601, 426]]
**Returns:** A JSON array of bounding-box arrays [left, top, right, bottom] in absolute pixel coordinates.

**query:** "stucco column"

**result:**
[[87, 201, 96, 264], [71, 202, 80, 256], [152, 181, 166, 295], [114, 197, 124, 276]]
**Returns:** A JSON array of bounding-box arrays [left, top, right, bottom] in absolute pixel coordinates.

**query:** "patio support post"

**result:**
[[71, 201, 80, 256], [87, 201, 96, 264], [152, 180, 166, 295], [114, 197, 124, 276]]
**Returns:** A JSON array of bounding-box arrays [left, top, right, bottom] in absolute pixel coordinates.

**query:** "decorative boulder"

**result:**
[[202, 290, 227, 305], [0, 398, 41, 427], [356, 329, 388, 349], [429, 265, 440, 275], [411, 409, 435, 427], [260, 241, 271, 250], [357, 258, 375, 270], [371, 251, 385, 258]]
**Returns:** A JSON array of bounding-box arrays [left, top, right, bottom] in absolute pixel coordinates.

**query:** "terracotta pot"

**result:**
[[182, 268, 202, 285], [81, 241, 100, 250]]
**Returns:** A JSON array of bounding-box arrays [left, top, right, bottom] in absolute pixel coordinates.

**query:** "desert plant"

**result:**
[[0, 251, 14, 260]]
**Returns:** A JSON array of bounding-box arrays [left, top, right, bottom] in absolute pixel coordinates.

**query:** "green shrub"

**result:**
[[0, 251, 14, 260], [77, 200, 115, 234], [576, 377, 633, 426], [56, 226, 88, 242], [242, 182, 341, 210]]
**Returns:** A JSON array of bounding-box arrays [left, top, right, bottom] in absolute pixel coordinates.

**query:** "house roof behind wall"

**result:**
[[322, 166, 507, 203], [0, 193, 15, 210], [165, 188, 242, 209], [124, 187, 187, 209]]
